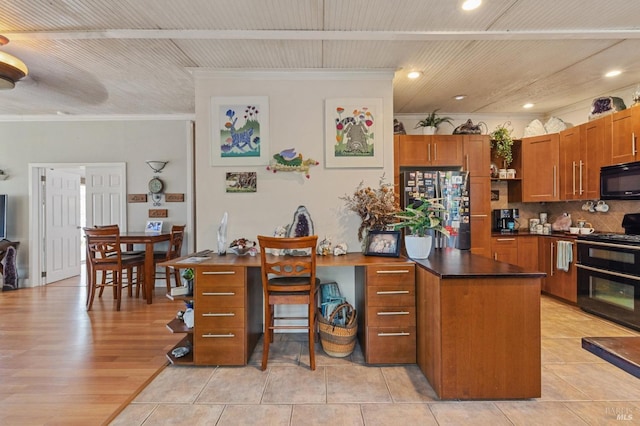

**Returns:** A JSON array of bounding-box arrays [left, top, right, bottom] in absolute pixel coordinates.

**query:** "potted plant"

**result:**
[[181, 268, 194, 295], [414, 109, 454, 135], [393, 198, 450, 259], [490, 122, 514, 167]]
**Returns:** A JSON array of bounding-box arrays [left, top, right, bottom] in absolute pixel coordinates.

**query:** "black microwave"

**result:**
[[600, 161, 640, 200]]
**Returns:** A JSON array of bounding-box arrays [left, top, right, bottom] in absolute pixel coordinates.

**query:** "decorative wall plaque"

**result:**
[[165, 193, 185, 202], [127, 194, 148, 203], [148, 209, 168, 218]]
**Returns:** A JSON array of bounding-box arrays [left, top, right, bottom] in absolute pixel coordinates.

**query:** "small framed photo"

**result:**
[[364, 230, 401, 257], [145, 220, 163, 234]]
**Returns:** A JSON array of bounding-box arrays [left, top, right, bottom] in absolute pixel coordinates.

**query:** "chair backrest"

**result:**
[[84, 226, 122, 267], [166, 224, 186, 260], [257, 235, 318, 293]]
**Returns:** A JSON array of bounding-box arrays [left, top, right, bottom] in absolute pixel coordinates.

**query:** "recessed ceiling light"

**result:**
[[605, 70, 622, 78], [523, 103, 534, 109], [454, 95, 467, 100], [461, 0, 482, 11], [407, 71, 422, 79]]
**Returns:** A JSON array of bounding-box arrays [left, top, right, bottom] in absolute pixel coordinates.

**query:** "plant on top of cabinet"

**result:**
[[490, 122, 514, 167], [414, 109, 453, 135]]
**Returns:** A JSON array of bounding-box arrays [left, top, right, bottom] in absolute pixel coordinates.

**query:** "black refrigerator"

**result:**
[[401, 169, 471, 250]]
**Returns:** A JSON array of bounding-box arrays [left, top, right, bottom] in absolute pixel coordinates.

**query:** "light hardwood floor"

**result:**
[[2, 273, 640, 425]]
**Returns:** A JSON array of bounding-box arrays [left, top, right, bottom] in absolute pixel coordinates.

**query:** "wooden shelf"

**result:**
[[166, 317, 192, 334], [166, 335, 194, 365]]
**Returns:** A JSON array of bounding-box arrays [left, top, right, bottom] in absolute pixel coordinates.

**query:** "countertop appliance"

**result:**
[[600, 161, 640, 200], [493, 208, 519, 233], [576, 213, 640, 331], [401, 169, 470, 250]]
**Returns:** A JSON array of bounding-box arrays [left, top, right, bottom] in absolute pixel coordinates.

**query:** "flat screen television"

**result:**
[[0, 194, 6, 240]]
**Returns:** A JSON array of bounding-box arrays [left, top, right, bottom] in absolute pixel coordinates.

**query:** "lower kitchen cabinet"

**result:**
[[491, 236, 519, 265], [538, 236, 577, 303]]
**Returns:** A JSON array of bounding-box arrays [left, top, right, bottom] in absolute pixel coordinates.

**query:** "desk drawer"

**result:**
[[194, 327, 245, 365], [199, 307, 245, 328], [197, 267, 245, 287], [366, 326, 416, 364], [367, 285, 415, 307], [366, 306, 416, 327], [195, 285, 245, 308], [367, 264, 415, 286]]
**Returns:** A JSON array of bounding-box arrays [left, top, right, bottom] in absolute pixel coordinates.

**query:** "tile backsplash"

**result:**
[[490, 181, 640, 233]]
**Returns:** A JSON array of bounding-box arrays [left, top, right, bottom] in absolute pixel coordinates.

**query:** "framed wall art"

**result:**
[[225, 172, 257, 193], [211, 96, 270, 166], [364, 230, 400, 257], [325, 98, 383, 168]]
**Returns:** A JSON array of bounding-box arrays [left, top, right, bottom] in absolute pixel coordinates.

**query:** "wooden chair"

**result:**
[[84, 226, 145, 311], [257, 235, 319, 370], [153, 225, 186, 292]]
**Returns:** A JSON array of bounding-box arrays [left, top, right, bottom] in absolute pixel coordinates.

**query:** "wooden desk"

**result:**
[[119, 232, 171, 304]]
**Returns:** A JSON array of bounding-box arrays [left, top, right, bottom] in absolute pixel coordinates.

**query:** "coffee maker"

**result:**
[[493, 209, 519, 233]]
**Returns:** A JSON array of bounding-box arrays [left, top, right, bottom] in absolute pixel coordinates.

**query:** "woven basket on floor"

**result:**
[[318, 303, 357, 357]]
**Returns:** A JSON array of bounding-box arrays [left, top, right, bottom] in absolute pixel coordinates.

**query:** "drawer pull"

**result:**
[[202, 312, 235, 317], [376, 290, 410, 295], [202, 292, 236, 296], [377, 311, 410, 316], [202, 333, 235, 338], [202, 271, 236, 275], [377, 332, 410, 337], [375, 270, 410, 274]]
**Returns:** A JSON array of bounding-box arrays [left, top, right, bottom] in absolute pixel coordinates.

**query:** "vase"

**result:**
[[404, 235, 433, 259], [422, 126, 436, 135]]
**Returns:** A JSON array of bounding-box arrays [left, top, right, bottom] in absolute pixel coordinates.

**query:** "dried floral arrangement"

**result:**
[[340, 175, 400, 241]]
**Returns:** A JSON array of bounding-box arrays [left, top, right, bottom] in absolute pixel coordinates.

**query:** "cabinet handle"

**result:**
[[494, 252, 498, 261], [553, 166, 557, 197], [578, 160, 584, 195], [428, 144, 431, 162], [377, 332, 411, 337], [376, 269, 410, 274], [202, 333, 235, 338], [202, 292, 236, 296], [471, 214, 488, 217], [433, 144, 437, 161], [550, 242, 554, 277], [376, 290, 410, 295], [202, 312, 235, 317], [377, 311, 410, 316], [496, 238, 516, 241], [633, 132, 638, 155], [572, 161, 576, 195], [202, 271, 236, 275], [465, 154, 469, 171]]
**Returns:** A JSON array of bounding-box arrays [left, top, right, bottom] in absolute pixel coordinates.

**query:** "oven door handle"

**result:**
[[576, 240, 640, 251], [577, 264, 640, 281]]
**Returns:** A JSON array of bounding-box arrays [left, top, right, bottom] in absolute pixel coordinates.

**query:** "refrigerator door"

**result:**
[[437, 171, 471, 250]]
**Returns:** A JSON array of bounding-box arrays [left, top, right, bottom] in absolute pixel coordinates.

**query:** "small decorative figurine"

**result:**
[[266, 148, 319, 178], [333, 242, 348, 256], [217, 212, 228, 255], [316, 237, 332, 256]]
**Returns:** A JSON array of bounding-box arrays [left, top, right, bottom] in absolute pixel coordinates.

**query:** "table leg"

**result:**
[[145, 243, 154, 304]]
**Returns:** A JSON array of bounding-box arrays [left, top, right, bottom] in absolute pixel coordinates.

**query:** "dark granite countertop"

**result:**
[[491, 230, 579, 239], [412, 248, 546, 279]]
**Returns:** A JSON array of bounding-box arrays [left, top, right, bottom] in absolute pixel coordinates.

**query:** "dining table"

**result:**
[[119, 231, 171, 304]]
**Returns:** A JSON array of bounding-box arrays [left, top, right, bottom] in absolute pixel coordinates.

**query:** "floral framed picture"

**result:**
[[364, 230, 400, 257], [325, 98, 384, 168], [211, 96, 270, 166]]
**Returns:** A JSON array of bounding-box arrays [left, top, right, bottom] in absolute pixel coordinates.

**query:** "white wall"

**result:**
[[0, 119, 193, 284]]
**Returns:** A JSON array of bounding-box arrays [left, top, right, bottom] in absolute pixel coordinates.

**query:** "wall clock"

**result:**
[[148, 177, 164, 194]]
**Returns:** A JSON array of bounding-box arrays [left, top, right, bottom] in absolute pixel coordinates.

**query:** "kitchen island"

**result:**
[[414, 248, 545, 400]]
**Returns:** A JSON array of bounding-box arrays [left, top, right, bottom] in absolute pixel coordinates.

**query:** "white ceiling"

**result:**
[[1, 0, 640, 117]]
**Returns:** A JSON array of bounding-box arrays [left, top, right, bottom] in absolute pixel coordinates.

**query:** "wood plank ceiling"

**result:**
[[0, 0, 639, 116]]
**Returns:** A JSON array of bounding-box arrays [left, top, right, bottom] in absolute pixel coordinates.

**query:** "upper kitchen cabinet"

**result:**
[[462, 134, 491, 177], [583, 114, 612, 199], [611, 106, 639, 164], [559, 125, 586, 201], [521, 133, 560, 202], [397, 135, 463, 168]]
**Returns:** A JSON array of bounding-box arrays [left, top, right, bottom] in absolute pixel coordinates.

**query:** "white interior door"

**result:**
[[85, 164, 127, 229], [45, 169, 81, 283]]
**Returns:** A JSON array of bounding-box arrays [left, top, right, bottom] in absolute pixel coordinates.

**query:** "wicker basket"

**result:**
[[318, 303, 358, 357]]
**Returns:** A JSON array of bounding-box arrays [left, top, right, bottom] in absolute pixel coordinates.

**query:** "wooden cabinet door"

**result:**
[[538, 237, 578, 303], [611, 107, 639, 164], [522, 134, 560, 202], [538, 238, 553, 294], [397, 135, 430, 166], [470, 177, 491, 258], [431, 135, 463, 166], [517, 236, 539, 271], [559, 126, 584, 200], [584, 115, 611, 199], [463, 134, 490, 177], [491, 236, 518, 265]]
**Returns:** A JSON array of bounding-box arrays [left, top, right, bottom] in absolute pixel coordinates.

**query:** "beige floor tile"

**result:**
[[143, 403, 224, 425], [495, 401, 588, 425], [326, 365, 391, 403], [197, 366, 267, 404], [428, 401, 512, 425], [217, 404, 292, 426], [109, 403, 156, 426], [361, 403, 437, 425], [541, 337, 606, 364], [255, 340, 303, 368], [381, 365, 438, 402], [262, 366, 327, 404], [546, 362, 640, 400], [291, 404, 363, 426], [133, 366, 214, 403], [540, 367, 590, 401], [565, 401, 640, 425]]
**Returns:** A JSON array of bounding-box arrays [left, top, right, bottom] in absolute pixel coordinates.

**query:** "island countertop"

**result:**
[[412, 247, 546, 279]]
